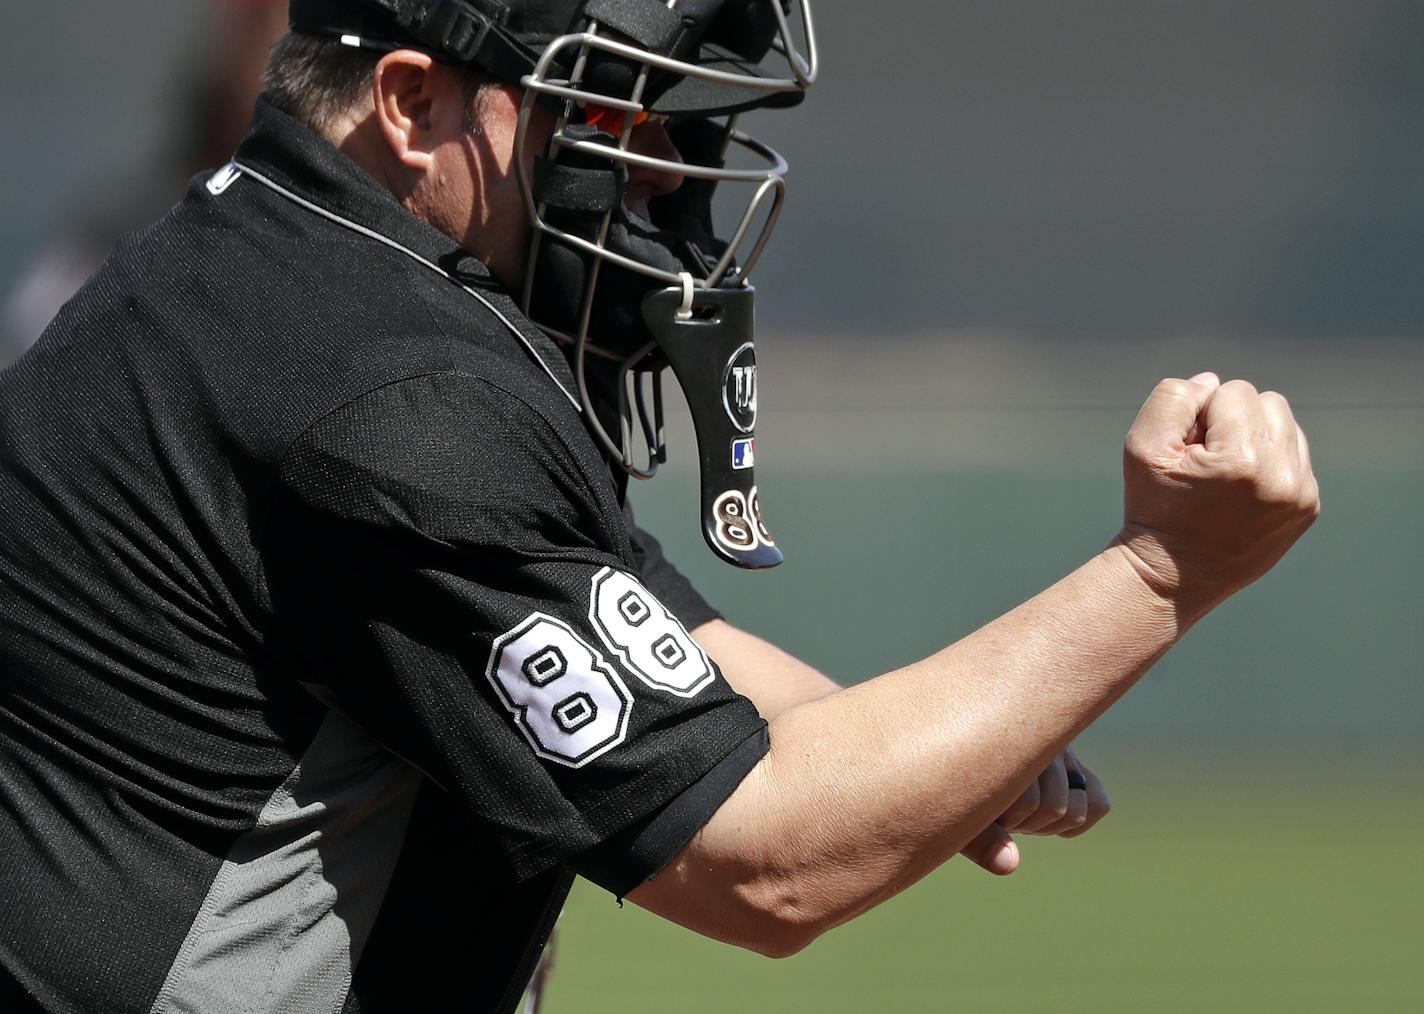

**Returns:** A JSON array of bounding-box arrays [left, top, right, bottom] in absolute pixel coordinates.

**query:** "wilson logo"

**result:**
[[722, 343, 758, 432]]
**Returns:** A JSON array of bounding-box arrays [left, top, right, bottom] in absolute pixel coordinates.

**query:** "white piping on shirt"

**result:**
[[219, 161, 582, 412]]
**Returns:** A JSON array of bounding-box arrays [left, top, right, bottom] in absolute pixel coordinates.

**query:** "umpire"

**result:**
[[0, 2, 1320, 1013]]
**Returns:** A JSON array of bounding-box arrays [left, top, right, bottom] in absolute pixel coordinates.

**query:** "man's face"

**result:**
[[422, 74, 686, 292]]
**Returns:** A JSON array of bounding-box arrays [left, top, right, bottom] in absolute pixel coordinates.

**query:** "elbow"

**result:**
[[730, 875, 841, 959], [744, 921, 815, 960]]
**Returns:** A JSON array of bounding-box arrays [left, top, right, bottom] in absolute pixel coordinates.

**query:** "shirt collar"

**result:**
[[231, 96, 580, 406]]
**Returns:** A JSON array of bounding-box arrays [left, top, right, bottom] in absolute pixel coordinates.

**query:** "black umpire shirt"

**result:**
[[0, 97, 769, 1014]]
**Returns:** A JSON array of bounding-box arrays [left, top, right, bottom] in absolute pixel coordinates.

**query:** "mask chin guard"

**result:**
[[642, 283, 782, 570]]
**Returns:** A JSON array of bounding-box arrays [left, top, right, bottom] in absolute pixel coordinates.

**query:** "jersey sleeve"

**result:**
[[623, 500, 723, 632], [265, 373, 766, 885]]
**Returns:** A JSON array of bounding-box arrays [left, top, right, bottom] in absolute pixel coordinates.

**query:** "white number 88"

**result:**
[[485, 572, 715, 768], [485, 613, 633, 768], [589, 568, 714, 698]]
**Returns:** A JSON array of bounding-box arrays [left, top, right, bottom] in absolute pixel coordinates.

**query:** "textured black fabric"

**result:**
[[0, 97, 764, 1014], [582, 0, 686, 51], [343, 783, 577, 1014], [290, 0, 545, 84], [625, 500, 723, 631], [576, 723, 766, 898], [533, 153, 626, 214]]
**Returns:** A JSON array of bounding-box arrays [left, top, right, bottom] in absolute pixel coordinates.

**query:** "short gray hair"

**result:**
[[263, 33, 495, 134]]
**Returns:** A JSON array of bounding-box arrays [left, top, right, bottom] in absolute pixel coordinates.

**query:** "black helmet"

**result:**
[[289, 0, 813, 116]]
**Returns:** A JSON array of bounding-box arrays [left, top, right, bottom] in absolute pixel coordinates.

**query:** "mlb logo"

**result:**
[[731, 437, 755, 470]]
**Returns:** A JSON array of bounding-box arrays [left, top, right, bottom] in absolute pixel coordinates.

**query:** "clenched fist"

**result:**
[[959, 747, 1111, 876], [1117, 372, 1321, 620]]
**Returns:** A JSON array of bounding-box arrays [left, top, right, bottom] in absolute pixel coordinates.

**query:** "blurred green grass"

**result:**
[[546, 769, 1423, 1012]]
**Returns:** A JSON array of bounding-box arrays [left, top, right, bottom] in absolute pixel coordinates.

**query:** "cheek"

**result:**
[[478, 86, 535, 173], [428, 149, 480, 235]]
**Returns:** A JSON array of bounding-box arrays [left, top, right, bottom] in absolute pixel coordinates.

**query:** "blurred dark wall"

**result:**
[[754, 0, 1424, 338], [4, 1, 1421, 340]]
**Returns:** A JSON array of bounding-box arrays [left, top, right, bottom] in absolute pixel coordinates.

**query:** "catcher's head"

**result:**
[[283, 0, 817, 568]]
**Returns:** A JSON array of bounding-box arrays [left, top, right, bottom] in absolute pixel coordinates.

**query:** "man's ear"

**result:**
[[371, 50, 445, 171]]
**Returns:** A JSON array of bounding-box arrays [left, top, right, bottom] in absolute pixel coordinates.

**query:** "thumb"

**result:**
[[960, 823, 1020, 876], [1128, 373, 1221, 455]]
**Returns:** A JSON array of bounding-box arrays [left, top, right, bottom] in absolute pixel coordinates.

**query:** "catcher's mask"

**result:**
[[289, 0, 817, 568]]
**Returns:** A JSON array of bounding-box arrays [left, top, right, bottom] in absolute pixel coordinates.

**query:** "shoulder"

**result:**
[[117, 178, 457, 402], [276, 370, 626, 560], [89, 173, 581, 470]]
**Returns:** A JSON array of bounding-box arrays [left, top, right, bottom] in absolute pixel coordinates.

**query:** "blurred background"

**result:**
[[3, 1, 1420, 1010]]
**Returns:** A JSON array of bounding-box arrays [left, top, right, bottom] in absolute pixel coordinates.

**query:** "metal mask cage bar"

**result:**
[[510, 0, 816, 477], [514, 27, 799, 290], [524, 150, 786, 289], [768, 0, 818, 88]]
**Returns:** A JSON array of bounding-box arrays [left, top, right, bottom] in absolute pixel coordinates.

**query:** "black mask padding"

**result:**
[[530, 211, 724, 355], [533, 153, 626, 216], [527, 123, 730, 356], [649, 119, 728, 240], [703, 0, 792, 63], [642, 284, 782, 569]]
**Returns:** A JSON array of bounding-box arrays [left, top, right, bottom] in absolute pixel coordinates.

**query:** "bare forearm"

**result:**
[[693, 618, 841, 720], [635, 543, 1181, 952]]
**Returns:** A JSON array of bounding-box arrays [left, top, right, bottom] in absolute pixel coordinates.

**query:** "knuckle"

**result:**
[[1123, 432, 1152, 463], [1217, 453, 1258, 483], [1153, 378, 1194, 401], [1259, 469, 1299, 505], [1221, 378, 1259, 397], [1001, 802, 1031, 826]]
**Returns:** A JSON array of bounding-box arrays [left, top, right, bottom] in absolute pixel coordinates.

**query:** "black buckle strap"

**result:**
[[403, 0, 509, 61], [534, 125, 629, 215], [533, 157, 627, 215]]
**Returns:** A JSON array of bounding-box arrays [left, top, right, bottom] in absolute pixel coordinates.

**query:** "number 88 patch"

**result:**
[[588, 568, 714, 699], [484, 568, 716, 767], [713, 486, 774, 553]]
